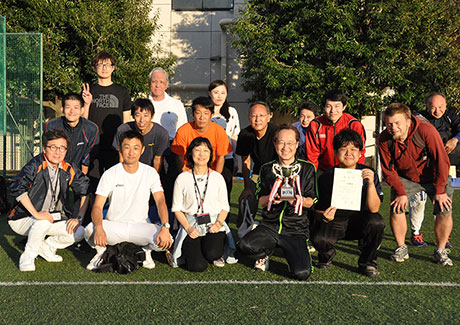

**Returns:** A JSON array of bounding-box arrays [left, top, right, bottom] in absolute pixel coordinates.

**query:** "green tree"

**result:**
[[232, 0, 460, 116], [0, 0, 175, 101]]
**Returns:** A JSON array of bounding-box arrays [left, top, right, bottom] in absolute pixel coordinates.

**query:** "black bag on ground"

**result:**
[[93, 242, 145, 274], [0, 176, 10, 214]]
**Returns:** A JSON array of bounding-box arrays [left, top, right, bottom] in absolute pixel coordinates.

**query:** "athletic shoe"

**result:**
[[254, 256, 270, 272], [226, 256, 238, 264], [86, 249, 106, 271], [435, 237, 453, 248], [213, 257, 225, 267], [359, 265, 379, 278], [390, 244, 409, 262], [308, 242, 316, 253], [410, 233, 427, 247], [19, 252, 36, 272], [38, 242, 63, 262], [142, 249, 156, 269], [315, 261, 332, 269], [433, 248, 453, 266]]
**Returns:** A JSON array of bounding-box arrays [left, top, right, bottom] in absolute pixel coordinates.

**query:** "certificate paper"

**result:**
[[331, 168, 362, 211]]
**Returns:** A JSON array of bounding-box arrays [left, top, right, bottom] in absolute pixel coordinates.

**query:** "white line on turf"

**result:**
[[0, 281, 458, 287]]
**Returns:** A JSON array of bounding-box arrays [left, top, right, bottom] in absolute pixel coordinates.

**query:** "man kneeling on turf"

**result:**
[[239, 124, 317, 280], [85, 130, 172, 270], [9, 130, 90, 271], [312, 129, 385, 277]]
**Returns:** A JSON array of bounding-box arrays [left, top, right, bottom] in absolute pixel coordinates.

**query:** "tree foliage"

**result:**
[[231, 0, 460, 116], [0, 0, 175, 100]]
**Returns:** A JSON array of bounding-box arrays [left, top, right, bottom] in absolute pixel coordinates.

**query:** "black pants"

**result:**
[[221, 158, 234, 202], [182, 232, 225, 272], [160, 147, 180, 208], [239, 225, 312, 281], [312, 212, 385, 268]]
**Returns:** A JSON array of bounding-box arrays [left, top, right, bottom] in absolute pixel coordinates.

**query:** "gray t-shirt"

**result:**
[[113, 121, 169, 166]]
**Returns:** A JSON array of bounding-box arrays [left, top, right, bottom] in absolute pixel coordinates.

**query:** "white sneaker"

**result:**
[[38, 242, 63, 262], [254, 255, 270, 272], [213, 257, 225, 267], [142, 249, 156, 269], [86, 248, 106, 271], [19, 252, 36, 272]]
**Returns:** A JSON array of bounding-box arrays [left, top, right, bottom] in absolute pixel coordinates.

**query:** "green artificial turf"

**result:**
[[0, 184, 459, 323]]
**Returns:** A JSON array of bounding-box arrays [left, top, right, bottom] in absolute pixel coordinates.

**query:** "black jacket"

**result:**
[[46, 117, 99, 168], [9, 154, 89, 220], [256, 159, 317, 236], [420, 109, 460, 144]]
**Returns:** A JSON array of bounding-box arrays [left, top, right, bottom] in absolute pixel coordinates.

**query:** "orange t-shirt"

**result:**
[[171, 121, 232, 169]]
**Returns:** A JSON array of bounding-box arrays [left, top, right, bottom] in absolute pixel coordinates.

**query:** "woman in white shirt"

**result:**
[[208, 80, 240, 200], [171, 137, 232, 271]]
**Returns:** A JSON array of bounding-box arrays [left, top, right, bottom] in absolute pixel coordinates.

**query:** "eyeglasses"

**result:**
[[95, 63, 113, 69], [46, 145, 67, 153]]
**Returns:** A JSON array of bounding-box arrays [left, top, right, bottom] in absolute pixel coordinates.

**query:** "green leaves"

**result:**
[[1, 0, 175, 100], [232, 0, 460, 116]]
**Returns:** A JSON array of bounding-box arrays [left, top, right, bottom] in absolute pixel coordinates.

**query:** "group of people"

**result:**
[[7, 51, 456, 280]]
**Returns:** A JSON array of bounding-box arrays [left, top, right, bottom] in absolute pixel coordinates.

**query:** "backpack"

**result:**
[[93, 242, 146, 274]]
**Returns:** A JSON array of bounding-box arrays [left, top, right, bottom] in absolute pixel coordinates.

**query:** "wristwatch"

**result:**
[[162, 222, 171, 229], [77, 216, 83, 223]]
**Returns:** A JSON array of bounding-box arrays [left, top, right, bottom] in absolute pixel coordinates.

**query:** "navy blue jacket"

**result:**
[[46, 117, 99, 168], [9, 154, 89, 220]]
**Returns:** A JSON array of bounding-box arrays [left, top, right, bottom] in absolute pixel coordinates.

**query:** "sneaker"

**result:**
[[410, 234, 427, 247], [142, 249, 156, 269], [308, 242, 316, 253], [254, 256, 270, 272], [86, 248, 106, 271], [359, 265, 379, 278], [433, 248, 453, 266], [390, 244, 409, 262], [38, 242, 63, 262], [213, 257, 225, 267], [19, 252, 36, 272], [435, 237, 453, 249], [315, 261, 332, 269]]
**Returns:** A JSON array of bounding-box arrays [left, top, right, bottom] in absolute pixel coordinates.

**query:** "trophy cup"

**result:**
[[279, 166, 296, 200]]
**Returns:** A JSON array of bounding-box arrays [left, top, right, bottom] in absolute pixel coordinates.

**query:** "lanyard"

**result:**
[[192, 169, 209, 214], [49, 167, 59, 211]]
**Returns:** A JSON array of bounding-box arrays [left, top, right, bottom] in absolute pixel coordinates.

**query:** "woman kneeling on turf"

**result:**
[[171, 137, 235, 271]]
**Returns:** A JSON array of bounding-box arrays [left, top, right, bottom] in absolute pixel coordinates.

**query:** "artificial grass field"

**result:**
[[0, 184, 459, 323]]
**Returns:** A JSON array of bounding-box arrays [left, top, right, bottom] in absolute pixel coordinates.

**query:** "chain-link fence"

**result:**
[[0, 18, 43, 175]]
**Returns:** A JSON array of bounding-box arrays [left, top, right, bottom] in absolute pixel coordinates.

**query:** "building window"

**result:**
[[172, 0, 233, 11]]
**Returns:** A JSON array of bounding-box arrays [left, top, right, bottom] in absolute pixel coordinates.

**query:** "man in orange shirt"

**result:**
[[171, 97, 231, 173]]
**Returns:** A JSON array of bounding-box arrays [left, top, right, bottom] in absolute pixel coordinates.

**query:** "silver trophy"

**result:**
[[272, 163, 301, 201]]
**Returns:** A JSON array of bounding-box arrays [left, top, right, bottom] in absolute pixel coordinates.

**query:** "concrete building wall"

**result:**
[[152, 1, 252, 128]]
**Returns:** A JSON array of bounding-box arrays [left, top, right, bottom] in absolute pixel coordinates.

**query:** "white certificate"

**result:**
[[331, 168, 362, 211]]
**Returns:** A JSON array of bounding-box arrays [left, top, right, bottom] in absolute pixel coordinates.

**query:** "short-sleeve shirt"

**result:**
[[236, 123, 278, 175], [171, 122, 232, 169], [89, 83, 131, 151], [96, 162, 163, 223], [316, 164, 384, 219], [112, 122, 169, 166], [149, 93, 188, 140]]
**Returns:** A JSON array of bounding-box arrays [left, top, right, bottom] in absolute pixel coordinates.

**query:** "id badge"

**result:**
[[196, 213, 211, 225], [50, 212, 61, 221]]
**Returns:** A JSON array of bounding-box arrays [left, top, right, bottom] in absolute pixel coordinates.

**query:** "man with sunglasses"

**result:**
[[8, 130, 90, 271]]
